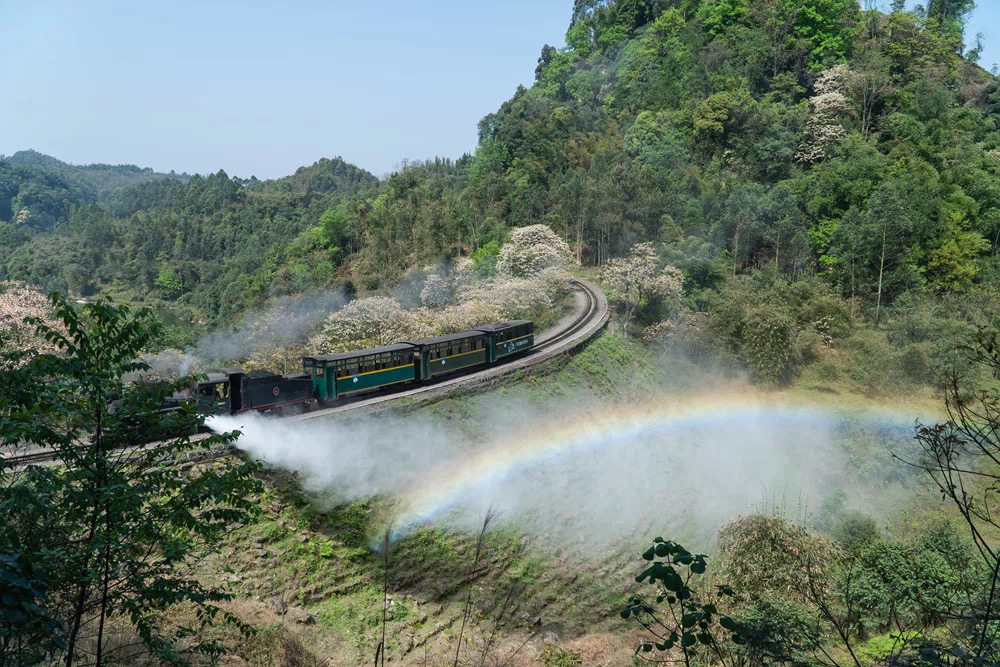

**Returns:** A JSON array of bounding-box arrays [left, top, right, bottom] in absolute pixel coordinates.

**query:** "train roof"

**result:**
[[304, 342, 416, 363], [406, 329, 487, 346], [198, 372, 231, 384], [474, 320, 533, 332]]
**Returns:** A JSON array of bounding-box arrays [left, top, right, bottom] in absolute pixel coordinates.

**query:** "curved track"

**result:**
[[2, 279, 608, 465], [289, 278, 607, 422]]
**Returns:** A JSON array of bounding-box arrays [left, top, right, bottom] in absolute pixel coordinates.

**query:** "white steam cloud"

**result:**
[[177, 290, 347, 375], [208, 394, 922, 548]]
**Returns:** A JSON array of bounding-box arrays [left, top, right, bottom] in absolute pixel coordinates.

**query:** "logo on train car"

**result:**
[[353, 376, 359, 383], [508, 337, 531, 352], [272, 387, 280, 396]]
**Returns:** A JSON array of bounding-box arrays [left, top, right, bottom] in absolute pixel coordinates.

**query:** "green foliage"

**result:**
[[621, 538, 740, 660], [706, 273, 855, 385], [861, 630, 926, 663], [155, 265, 183, 299], [830, 510, 880, 552], [732, 599, 824, 665], [0, 553, 64, 662], [0, 294, 262, 663], [538, 644, 582, 666], [716, 514, 841, 604], [471, 240, 501, 277], [742, 306, 796, 386]]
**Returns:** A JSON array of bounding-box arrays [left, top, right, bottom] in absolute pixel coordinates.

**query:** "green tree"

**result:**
[[319, 204, 351, 255], [154, 265, 182, 299], [0, 295, 261, 665], [924, 211, 989, 292]]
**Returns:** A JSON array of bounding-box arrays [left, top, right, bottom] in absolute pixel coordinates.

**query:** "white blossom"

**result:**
[[497, 224, 573, 277], [600, 242, 684, 332], [0, 280, 65, 360], [420, 274, 453, 308], [796, 65, 853, 164], [310, 270, 572, 354], [312, 296, 418, 353]]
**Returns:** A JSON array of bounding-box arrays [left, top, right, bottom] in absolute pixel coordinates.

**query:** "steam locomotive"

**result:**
[[187, 320, 534, 415]]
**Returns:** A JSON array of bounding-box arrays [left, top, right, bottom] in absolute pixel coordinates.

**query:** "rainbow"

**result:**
[[390, 392, 928, 537]]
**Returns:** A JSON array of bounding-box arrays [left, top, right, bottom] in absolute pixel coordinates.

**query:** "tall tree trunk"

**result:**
[[576, 214, 582, 264], [94, 508, 112, 666], [64, 512, 99, 666], [875, 227, 886, 326], [732, 227, 740, 277]]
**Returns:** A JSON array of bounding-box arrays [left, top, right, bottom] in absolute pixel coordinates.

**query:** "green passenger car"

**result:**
[[475, 320, 534, 363], [407, 331, 490, 381], [302, 343, 419, 400]]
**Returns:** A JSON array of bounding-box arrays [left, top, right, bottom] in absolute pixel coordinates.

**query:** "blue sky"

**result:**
[[1, 1, 996, 179]]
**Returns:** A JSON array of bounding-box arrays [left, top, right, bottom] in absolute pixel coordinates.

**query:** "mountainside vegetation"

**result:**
[[3, 1, 999, 392]]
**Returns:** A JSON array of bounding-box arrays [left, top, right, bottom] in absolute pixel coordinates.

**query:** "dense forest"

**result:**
[[2, 0, 999, 383]]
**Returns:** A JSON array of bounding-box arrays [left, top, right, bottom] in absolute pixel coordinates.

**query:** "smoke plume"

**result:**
[[207, 392, 922, 548], [177, 289, 347, 375]]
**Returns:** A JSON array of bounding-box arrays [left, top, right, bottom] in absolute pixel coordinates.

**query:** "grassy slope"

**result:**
[[203, 334, 652, 666], [203, 331, 950, 665]]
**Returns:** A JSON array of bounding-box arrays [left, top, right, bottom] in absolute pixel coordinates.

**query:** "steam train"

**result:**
[[186, 320, 534, 415]]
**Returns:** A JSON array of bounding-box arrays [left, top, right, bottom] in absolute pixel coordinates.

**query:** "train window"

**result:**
[[316, 367, 324, 377]]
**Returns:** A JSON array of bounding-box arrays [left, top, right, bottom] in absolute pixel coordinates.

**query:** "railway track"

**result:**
[[535, 278, 601, 351], [2, 279, 608, 466]]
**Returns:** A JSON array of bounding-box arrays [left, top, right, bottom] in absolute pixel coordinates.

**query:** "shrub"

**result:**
[[839, 328, 902, 394], [538, 645, 582, 666], [830, 510, 880, 552], [716, 514, 842, 604], [471, 240, 501, 277], [735, 599, 824, 666], [742, 306, 797, 386], [861, 631, 925, 663], [796, 327, 823, 365], [900, 343, 931, 384]]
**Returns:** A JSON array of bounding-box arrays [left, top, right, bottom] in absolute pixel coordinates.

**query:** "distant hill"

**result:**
[[257, 156, 378, 195], [4, 149, 189, 201]]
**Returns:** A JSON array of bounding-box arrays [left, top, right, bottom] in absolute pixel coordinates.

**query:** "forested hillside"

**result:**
[[2, 0, 999, 382]]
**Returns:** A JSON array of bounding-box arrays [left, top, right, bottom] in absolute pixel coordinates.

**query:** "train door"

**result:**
[[228, 372, 243, 413]]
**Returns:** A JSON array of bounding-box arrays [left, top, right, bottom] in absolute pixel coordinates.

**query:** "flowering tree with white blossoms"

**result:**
[[796, 65, 853, 164], [420, 274, 453, 308], [302, 242, 574, 356], [600, 242, 684, 334], [497, 224, 573, 277], [312, 296, 419, 353], [0, 280, 66, 360]]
